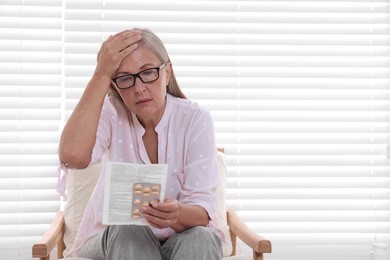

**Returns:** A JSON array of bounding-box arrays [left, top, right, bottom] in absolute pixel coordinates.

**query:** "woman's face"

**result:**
[[114, 45, 170, 126]]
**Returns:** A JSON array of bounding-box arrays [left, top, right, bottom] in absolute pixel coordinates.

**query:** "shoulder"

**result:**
[[166, 95, 214, 130], [168, 94, 210, 117], [103, 95, 127, 113], [100, 96, 129, 122]]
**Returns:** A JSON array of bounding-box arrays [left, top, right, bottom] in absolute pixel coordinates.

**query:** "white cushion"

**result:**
[[215, 151, 233, 256], [63, 152, 232, 257], [63, 164, 101, 257]]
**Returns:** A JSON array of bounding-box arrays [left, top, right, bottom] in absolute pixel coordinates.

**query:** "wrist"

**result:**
[[177, 201, 182, 219], [169, 202, 184, 232], [89, 71, 113, 92], [92, 70, 112, 82]]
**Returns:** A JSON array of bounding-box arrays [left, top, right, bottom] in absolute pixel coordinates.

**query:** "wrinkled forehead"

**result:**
[[117, 45, 161, 74]]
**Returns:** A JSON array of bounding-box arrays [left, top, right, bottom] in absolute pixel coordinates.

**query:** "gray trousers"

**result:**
[[78, 225, 223, 260]]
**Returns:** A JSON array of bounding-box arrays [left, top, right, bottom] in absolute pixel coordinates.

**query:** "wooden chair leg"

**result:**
[[229, 228, 237, 256], [254, 251, 264, 260], [57, 238, 65, 259]]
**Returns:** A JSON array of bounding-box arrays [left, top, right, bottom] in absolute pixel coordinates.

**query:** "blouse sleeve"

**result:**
[[179, 108, 219, 222], [89, 97, 114, 166]]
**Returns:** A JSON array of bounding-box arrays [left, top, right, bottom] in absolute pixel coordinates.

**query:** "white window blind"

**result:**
[[2, 1, 390, 260], [0, 1, 62, 259]]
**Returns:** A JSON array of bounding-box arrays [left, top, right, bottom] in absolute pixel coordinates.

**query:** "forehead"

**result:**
[[118, 45, 160, 73]]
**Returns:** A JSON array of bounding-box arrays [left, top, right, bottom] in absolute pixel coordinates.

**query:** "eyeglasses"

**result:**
[[112, 63, 167, 90]]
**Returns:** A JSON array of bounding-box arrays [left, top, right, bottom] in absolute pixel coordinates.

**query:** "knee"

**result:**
[[184, 226, 220, 244], [187, 226, 211, 236], [179, 227, 222, 258]]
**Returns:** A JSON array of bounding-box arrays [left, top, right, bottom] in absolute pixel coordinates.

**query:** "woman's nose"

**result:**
[[133, 78, 146, 94]]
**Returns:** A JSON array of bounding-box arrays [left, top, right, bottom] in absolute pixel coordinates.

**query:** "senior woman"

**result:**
[[58, 28, 223, 260]]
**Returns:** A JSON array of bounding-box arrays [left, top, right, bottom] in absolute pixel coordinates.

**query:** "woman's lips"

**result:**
[[136, 98, 152, 105]]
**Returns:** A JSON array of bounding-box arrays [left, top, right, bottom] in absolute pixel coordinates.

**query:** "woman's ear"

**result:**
[[165, 62, 172, 83]]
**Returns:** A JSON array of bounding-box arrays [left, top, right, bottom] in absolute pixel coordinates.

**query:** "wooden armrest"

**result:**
[[227, 208, 271, 255], [32, 211, 65, 259]]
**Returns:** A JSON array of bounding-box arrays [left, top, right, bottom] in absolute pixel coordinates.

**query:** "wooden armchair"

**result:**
[[32, 151, 271, 260]]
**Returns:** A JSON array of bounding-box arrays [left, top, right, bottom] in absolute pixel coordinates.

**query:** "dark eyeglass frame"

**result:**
[[112, 63, 167, 90]]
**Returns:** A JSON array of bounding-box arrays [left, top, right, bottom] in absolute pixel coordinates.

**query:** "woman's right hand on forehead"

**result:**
[[95, 29, 142, 80]]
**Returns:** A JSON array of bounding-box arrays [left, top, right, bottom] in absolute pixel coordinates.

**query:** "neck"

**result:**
[[137, 97, 167, 129]]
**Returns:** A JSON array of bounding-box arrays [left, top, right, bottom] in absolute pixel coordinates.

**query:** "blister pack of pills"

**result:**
[[131, 182, 161, 219]]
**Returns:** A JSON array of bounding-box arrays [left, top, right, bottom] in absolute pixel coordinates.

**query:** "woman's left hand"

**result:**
[[141, 198, 181, 229]]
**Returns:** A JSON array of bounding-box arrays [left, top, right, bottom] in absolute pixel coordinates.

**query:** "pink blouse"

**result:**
[[64, 94, 220, 257]]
